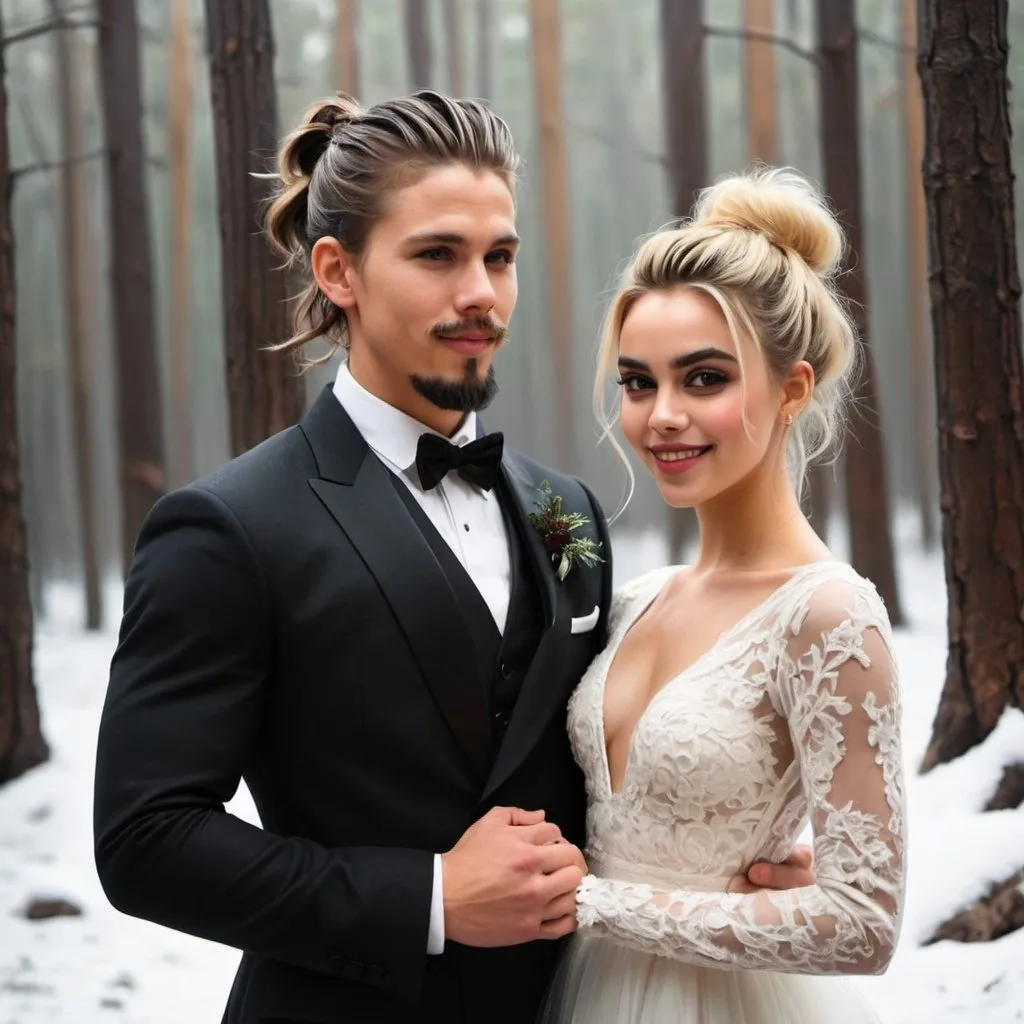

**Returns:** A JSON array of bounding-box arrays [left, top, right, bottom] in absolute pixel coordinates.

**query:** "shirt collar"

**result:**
[[332, 361, 478, 485]]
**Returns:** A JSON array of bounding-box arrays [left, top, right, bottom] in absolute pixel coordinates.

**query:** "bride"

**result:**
[[541, 168, 905, 1023]]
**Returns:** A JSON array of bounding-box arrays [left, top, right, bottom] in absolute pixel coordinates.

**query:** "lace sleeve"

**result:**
[[575, 577, 906, 975]]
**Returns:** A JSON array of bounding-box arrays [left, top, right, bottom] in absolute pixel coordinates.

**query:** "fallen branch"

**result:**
[[11, 148, 105, 184], [2, 12, 96, 48]]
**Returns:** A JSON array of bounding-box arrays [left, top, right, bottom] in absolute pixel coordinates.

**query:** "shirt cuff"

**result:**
[[427, 853, 446, 955]]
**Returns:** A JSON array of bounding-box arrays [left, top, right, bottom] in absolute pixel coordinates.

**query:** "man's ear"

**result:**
[[311, 237, 357, 310]]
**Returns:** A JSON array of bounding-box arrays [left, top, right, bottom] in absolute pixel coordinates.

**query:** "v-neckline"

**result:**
[[597, 561, 838, 798]]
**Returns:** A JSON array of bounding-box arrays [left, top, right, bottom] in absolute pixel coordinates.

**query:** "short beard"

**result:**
[[411, 361, 499, 412]]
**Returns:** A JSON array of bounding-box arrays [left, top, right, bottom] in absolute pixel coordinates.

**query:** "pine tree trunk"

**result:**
[[528, 0, 574, 469], [901, 0, 937, 550], [404, 0, 433, 90], [205, 0, 303, 457], [96, 0, 166, 575], [744, 0, 777, 164], [816, 0, 904, 625], [659, 0, 705, 560], [918, 0, 1024, 771], [477, 0, 494, 99], [444, 0, 463, 96], [336, 0, 359, 97], [0, 8, 49, 785], [52, 0, 102, 628]]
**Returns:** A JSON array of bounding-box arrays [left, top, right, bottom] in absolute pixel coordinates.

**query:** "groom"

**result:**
[[94, 91, 812, 1024]]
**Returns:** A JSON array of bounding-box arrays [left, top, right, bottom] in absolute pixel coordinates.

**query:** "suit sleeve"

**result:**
[[93, 485, 433, 1002], [574, 475, 614, 643]]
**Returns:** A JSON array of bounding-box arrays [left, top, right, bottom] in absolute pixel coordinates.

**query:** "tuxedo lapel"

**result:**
[[483, 452, 572, 800], [301, 388, 494, 780]]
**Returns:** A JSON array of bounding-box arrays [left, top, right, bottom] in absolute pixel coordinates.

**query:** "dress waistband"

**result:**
[[588, 854, 734, 893]]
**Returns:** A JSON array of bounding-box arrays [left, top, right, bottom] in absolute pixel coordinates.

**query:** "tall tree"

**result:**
[[744, 0, 777, 164], [528, 0, 574, 469], [50, 0, 101, 628], [336, 0, 359, 97], [167, 0, 194, 489], [205, 0, 303, 457], [444, 0, 463, 96], [0, 7, 49, 785], [96, 0, 166, 575], [919, 0, 1024, 770], [815, 0, 904, 625], [901, 0, 937, 550], [404, 0, 433, 90], [477, 0, 494, 99], [659, 0, 705, 559]]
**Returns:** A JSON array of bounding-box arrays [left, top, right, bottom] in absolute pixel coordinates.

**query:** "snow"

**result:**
[[1, 536, 1023, 1023]]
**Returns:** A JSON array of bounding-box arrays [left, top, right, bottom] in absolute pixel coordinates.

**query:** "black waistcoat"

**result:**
[[389, 473, 544, 746]]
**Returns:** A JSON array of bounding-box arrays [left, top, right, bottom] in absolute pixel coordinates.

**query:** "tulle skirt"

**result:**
[[538, 932, 884, 1024]]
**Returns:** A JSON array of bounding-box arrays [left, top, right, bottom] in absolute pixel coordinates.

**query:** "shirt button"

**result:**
[[500, 662, 513, 680]]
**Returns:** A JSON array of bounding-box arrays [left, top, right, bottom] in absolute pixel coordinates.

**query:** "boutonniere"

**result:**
[[528, 481, 604, 581]]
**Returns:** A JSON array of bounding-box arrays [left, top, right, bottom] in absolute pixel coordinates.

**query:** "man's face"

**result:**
[[320, 163, 519, 430]]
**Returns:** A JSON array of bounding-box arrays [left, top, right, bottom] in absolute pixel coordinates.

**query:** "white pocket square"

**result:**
[[570, 605, 600, 635]]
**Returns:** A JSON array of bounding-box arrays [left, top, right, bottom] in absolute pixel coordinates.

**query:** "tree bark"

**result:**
[[816, 0, 904, 625], [477, 0, 494, 99], [528, 0, 574, 469], [901, 0, 937, 550], [659, 0, 705, 560], [404, 0, 433, 90], [918, 0, 1024, 770], [96, 0, 166, 576], [336, 0, 359, 97], [205, 0, 303, 457], [443, 0, 463, 96], [744, 0, 777, 164], [51, 0, 101, 628], [0, 7, 49, 785], [167, 0, 194, 489]]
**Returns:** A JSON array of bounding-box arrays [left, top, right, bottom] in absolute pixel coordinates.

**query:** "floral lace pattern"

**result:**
[[570, 562, 905, 975]]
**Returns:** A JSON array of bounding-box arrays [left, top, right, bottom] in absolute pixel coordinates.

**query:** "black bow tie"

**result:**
[[415, 431, 504, 491]]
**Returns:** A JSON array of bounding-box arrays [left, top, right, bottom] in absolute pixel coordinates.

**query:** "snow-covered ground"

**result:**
[[1, 530, 1022, 1022]]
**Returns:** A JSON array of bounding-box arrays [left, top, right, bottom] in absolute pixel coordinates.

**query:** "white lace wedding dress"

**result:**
[[540, 562, 906, 1024]]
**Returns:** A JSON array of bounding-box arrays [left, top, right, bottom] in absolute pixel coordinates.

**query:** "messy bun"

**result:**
[[694, 168, 844, 276], [595, 165, 859, 496], [263, 91, 519, 364]]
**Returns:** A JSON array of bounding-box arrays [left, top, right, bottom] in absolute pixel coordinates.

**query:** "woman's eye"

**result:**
[[688, 369, 728, 389], [616, 375, 654, 394]]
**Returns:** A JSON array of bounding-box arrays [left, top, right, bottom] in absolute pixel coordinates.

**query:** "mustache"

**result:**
[[430, 315, 507, 343]]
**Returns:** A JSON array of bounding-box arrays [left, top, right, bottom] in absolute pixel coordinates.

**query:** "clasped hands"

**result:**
[[442, 806, 816, 948]]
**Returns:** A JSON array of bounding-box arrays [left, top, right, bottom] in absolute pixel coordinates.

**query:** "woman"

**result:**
[[542, 168, 905, 1023]]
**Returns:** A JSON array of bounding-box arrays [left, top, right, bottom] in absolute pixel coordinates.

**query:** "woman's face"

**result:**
[[616, 286, 791, 509]]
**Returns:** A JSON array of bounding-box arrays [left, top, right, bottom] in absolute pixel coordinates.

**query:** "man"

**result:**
[[94, 91, 811, 1024]]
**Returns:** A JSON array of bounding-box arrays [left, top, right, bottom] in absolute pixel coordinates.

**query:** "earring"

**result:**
[[785, 413, 794, 426]]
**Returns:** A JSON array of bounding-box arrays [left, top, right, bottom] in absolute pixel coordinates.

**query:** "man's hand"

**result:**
[[728, 844, 815, 894], [442, 807, 587, 947]]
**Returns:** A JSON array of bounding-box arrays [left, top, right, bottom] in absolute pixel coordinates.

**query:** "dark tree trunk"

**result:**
[[96, 0, 166, 575], [659, 0, 705, 560], [528, 0, 574, 469], [205, 0, 303, 457], [816, 0, 904, 625], [0, 8, 49, 785], [404, 0, 433, 90], [918, 0, 1024, 771], [52, 0, 102, 628]]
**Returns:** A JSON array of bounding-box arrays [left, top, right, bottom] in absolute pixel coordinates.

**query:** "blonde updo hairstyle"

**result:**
[[596, 166, 859, 499], [264, 90, 519, 363]]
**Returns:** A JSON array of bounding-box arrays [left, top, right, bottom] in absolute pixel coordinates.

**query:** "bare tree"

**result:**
[[205, 0, 303, 456], [901, 0, 937, 550], [659, 0, 704, 559], [919, 0, 1024, 772], [167, 0, 194, 489], [528, 0, 574, 469], [336, 0, 359, 97], [815, 0, 904, 625], [96, 0, 166, 575], [444, 0, 463, 96], [50, 0, 101, 628], [404, 0, 433, 90], [0, 7, 49, 785]]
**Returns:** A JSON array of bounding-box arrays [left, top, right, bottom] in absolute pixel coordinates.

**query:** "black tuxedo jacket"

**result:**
[[94, 386, 613, 1024]]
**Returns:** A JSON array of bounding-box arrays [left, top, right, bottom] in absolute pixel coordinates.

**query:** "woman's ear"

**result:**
[[310, 237, 357, 310], [779, 360, 814, 425]]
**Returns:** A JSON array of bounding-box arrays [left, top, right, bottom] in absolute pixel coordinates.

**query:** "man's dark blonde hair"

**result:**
[[265, 90, 519, 363]]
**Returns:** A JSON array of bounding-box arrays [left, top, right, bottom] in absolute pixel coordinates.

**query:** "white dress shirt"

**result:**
[[332, 361, 513, 955]]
